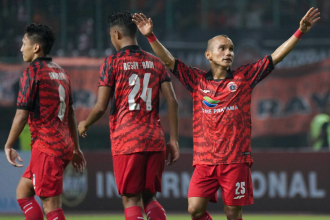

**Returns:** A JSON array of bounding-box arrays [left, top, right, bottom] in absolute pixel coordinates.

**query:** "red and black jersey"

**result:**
[[172, 55, 274, 166], [99, 45, 171, 155], [17, 57, 74, 160]]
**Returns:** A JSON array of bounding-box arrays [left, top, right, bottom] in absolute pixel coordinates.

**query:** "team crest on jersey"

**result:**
[[227, 82, 237, 92], [202, 96, 220, 108]]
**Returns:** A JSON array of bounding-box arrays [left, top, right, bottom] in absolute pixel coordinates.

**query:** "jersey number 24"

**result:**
[[128, 73, 152, 111]]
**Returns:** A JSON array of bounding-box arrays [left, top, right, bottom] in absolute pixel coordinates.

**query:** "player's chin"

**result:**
[[221, 61, 232, 67], [23, 56, 30, 62]]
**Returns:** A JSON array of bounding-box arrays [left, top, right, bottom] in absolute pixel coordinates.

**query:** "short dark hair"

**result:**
[[108, 11, 137, 38], [25, 23, 55, 55], [206, 34, 230, 51]]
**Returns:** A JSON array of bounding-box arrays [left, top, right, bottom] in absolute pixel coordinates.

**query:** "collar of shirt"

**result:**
[[205, 68, 233, 81], [30, 57, 52, 66], [118, 45, 141, 53]]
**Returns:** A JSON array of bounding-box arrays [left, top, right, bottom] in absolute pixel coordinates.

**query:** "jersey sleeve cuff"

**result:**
[[17, 105, 30, 110], [267, 55, 275, 70], [161, 77, 172, 83], [172, 59, 179, 73], [98, 84, 112, 88]]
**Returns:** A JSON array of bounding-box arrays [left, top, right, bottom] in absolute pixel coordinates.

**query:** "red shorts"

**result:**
[[188, 163, 253, 206], [22, 148, 70, 197], [112, 151, 165, 195]]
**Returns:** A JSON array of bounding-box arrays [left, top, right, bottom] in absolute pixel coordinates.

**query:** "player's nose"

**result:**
[[225, 49, 232, 56]]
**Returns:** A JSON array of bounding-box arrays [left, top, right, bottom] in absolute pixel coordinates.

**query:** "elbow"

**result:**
[[169, 99, 179, 111], [274, 57, 283, 65], [15, 110, 29, 124], [164, 61, 173, 67], [96, 103, 108, 114], [99, 105, 108, 114], [271, 54, 283, 66], [21, 116, 29, 124], [174, 100, 178, 109], [163, 58, 175, 68]]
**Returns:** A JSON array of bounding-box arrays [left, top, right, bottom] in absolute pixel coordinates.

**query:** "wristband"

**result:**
[[294, 29, 304, 39], [147, 33, 157, 43]]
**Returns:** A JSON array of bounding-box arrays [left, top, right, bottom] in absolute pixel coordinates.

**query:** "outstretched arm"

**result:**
[[133, 13, 176, 70], [78, 86, 112, 137], [271, 7, 320, 65]]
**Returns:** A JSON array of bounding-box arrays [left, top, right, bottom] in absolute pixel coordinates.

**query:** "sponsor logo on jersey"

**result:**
[[202, 96, 220, 108], [200, 89, 211, 93], [227, 82, 237, 92], [234, 195, 245, 199]]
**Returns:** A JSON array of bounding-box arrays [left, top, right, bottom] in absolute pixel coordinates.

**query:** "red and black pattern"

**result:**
[[17, 57, 74, 160], [99, 45, 171, 155], [172, 55, 274, 166]]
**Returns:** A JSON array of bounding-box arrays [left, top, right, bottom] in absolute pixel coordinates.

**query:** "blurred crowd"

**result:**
[[0, 0, 329, 58]]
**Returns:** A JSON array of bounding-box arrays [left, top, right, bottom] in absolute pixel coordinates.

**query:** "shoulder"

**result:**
[[235, 55, 271, 70], [23, 66, 31, 75], [232, 60, 259, 77], [47, 62, 66, 74], [22, 64, 36, 78], [231, 64, 249, 77], [49, 61, 62, 69], [28, 59, 52, 77], [141, 50, 167, 69], [142, 50, 158, 60], [103, 54, 117, 64], [140, 50, 161, 63], [100, 55, 118, 72], [233, 55, 273, 75], [177, 58, 206, 74]]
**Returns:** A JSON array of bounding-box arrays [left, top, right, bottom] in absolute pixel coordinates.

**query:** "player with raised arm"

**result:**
[[133, 8, 320, 220], [77, 11, 179, 220], [4, 23, 86, 220]]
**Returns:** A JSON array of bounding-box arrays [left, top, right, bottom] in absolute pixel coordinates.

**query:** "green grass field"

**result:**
[[1, 214, 330, 220]]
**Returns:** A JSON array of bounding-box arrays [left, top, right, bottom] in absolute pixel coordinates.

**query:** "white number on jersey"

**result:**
[[58, 84, 66, 121], [128, 73, 152, 111]]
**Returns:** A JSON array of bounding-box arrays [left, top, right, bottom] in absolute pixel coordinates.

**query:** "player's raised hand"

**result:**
[[5, 147, 23, 167], [166, 140, 179, 166], [72, 149, 86, 173], [78, 121, 88, 138], [299, 7, 320, 33], [132, 13, 153, 37]]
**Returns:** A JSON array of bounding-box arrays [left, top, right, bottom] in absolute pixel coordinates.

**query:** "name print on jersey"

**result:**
[[49, 72, 67, 80], [123, 61, 154, 70]]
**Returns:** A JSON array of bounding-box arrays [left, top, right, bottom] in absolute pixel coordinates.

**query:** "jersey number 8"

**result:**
[[58, 84, 66, 121]]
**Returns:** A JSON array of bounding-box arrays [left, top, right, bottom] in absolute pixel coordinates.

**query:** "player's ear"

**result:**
[[33, 44, 41, 54], [114, 30, 122, 40], [205, 50, 211, 60]]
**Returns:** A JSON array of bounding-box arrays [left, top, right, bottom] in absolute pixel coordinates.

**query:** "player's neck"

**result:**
[[211, 65, 228, 80], [119, 39, 138, 50], [30, 53, 46, 63]]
